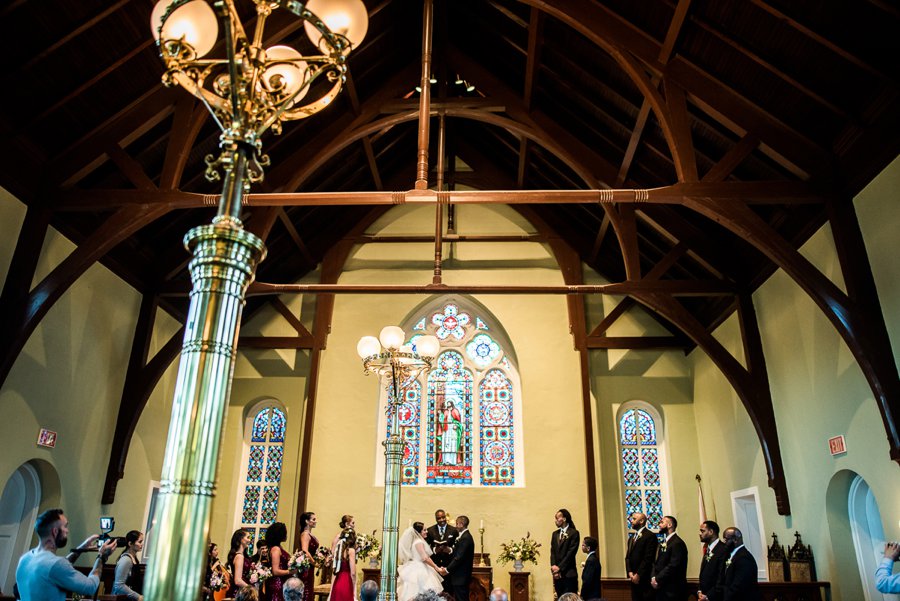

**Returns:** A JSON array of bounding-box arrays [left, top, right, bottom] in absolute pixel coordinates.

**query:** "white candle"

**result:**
[[480, 519, 484, 529]]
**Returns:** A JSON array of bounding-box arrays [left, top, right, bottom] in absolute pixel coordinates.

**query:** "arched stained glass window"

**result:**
[[238, 404, 286, 553], [376, 300, 523, 487], [479, 369, 515, 486], [426, 351, 474, 484], [619, 405, 665, 534]]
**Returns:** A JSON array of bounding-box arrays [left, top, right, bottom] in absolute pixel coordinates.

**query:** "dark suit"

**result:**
[[720, 546, 759, 601], [652, 533, 688, 600], [625, 528, 659, 601], [581, 551, 602, 600], [698, 541, 728, 601], [446, 529, 474, 601], [550, 527, 580, 595], [426, 522, 459, 592]]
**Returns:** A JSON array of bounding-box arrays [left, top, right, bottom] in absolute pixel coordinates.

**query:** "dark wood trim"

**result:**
[[585, 336, 690, 349]]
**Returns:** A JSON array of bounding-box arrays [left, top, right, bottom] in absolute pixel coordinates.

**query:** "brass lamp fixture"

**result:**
[[358, 327, 439, 601], [144, 2, 366, 600]]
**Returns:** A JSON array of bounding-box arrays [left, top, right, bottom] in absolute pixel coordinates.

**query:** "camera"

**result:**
[[98, 516, 127, 547]]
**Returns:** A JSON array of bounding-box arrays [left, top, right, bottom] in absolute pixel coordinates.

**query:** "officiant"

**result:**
[[425, 509, 459, 592]]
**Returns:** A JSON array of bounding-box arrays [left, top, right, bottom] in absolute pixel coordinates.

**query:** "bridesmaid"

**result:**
[[327, 528, 357, 601], [330, 515, 354, 551], [298, 512, 319, 601], [266, 523, 292, 601], [227, 529, 252, 597]]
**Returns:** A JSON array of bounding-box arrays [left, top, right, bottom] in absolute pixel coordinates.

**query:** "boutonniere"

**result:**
[[725, 558, 732, 568], [660, 542, 667, 552], [704, 552, 712, 562], [559, 532, 567, 541]]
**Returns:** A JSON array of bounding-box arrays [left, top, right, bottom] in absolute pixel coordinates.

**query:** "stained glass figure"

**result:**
[[465, 333, 501, 368], [619, 406, 664, 532], [240, 405, 286, 550], [431, 304, 471, 340], [426, 351, 473, 484], [479, 369, 514, 485], [386, 380, 422, 485]]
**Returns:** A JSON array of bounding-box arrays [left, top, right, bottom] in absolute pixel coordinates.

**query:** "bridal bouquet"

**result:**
[[288, 550, 312, 573], [314, 546, 333, 575], [356, 530, 381, 560], [497, 532, 541, 565], [249, 563, 272, 585]]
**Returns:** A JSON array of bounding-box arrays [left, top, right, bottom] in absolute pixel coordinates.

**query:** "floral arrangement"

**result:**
[[209, 569, 228, 591], [249, 563, 272, 585], [288, 550, 312, 573], [497, 532, 541, 565], [356, 530, 381, 561], [313, 546, 333, 574]]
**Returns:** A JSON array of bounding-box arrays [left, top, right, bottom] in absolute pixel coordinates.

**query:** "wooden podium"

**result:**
[[364, 553, 494, 601], [508, 570, 529, 601]]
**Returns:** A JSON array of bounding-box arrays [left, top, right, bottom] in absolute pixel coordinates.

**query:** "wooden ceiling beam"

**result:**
[[106, 143, 156, 190], [663, 79, 699, 182], [160, 97, 209, 190], [585, 336, 690, 349], [522, 7, 544, 111], [701, 134, 760, 182], [277, 209, 318, 268]]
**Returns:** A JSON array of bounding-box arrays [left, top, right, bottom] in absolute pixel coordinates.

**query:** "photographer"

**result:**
[[15, 508, 117, 601]]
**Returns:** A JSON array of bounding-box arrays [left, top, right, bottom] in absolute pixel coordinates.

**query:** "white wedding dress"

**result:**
[[396, 528, 444, 601]]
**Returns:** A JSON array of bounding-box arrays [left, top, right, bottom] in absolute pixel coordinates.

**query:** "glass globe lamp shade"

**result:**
[[304, 0, 369, 51], [357, 336, 381, 359], [379, 326, 405, 350], [262, 46, 309, 103], [415, 335, 440, 358], [151, 0, 218, 58]]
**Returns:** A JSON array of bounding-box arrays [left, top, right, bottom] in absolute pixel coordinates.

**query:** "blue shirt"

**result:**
[[16, 548, 100, 601], [876, 557, 900, 594]]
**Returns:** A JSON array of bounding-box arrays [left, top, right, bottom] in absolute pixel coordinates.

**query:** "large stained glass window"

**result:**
[[239, 404, 286, 552], [378, 300, 522, 487], [619, 405, 665, 535]]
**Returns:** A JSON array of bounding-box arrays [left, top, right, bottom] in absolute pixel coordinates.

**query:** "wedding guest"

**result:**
[[558, 593, 583, 601], [876, 541, 900, 593], [625, 512, 658, 601], [283, 577, 304, 601], [266, 522, 292, 601], [697, 520, 727, 601], [236, 585, 260, 601], [720, 527, 758, 601], [16, 508, 117, 601], [489, 587, 509, 601], [580, 536, 601, 600], [330, 528, 358, 601], [228, 529, 253, 596], [112, 530, 144, 600], [651, 516, 687, 600], [298, 512, 319, 601], [207, 542, 230, 601], [360, 579, 379, 601], [251, 540, 269, 565], [550, 509, 580, 596]]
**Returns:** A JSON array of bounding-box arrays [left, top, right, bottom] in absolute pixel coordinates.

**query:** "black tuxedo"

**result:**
[[550, 527, 580, 595], [652, 533, 688, 600], [720, 547, 759, 601], [446, 529, 474, 601], [698, 541, 728, 601], [625, 528, 659, 601], [425, 523, 459, 568], [580, 552, 602, 600]]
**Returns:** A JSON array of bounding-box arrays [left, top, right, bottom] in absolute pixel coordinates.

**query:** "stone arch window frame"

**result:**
[[615, 400, 672, 537], [373, 296, 526, 487], [233, 398, 288, 552]]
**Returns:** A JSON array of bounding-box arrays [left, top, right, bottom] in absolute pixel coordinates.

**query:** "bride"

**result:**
[[397, 522, 444, 601]]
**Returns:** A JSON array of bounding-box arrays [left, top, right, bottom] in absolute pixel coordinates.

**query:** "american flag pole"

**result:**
[[696, 474, 707, 523]]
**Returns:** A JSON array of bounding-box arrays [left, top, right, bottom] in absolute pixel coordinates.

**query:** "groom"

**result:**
[[441, 515, 474, 601]]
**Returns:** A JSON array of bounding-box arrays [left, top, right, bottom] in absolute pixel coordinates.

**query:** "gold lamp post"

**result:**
[[357, 327, 440, 601], [144, 1, 367, 600]]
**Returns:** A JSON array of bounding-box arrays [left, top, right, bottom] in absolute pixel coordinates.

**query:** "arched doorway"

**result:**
[[849, 475, 894, 601], [0, 463, 41, 593]]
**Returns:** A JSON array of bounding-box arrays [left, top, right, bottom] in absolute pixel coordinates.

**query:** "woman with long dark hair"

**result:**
[[112, 530, 144, 600], [227, 529, 252, 597], [207, 542, 231, 601], [265, 522, 291, 601], [298, 512, 319, 601]]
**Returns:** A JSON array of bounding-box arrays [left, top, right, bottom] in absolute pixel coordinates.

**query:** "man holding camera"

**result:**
[[16, 508, 118, 601]]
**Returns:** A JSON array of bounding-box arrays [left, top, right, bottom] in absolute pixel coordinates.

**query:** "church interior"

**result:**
[[1, 0, 899, 599]]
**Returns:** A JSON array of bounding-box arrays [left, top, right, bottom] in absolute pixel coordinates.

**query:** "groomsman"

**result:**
[[625, 512, 658, 601], [720, 527, 759, 601], [651, 515, 687, 600], [697, 520, 727, 601], [580, 536, 602, 600], [550, 509, 580, 596], [426, 508, 458, 593]]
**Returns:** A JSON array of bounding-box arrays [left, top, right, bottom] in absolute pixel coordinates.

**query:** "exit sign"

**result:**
[[828, 435, 847, 456]]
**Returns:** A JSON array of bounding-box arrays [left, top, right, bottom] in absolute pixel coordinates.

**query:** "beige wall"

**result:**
[[690, 157, 900, 601]]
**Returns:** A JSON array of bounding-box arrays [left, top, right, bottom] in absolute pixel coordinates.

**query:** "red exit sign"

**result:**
[[828, 435, 847, 456]]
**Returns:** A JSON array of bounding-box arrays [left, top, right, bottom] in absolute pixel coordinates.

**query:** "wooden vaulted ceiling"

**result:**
[[2, 0, 900, 516]]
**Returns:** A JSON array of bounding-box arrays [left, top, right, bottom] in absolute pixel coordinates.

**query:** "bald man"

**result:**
[[720, 527, 758, 601], [489, 587, 509, 601], [625, 512, 658, 601]]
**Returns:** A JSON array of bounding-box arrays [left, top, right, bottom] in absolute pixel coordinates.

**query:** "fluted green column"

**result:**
[[145, 149, 266, 601], [379, 379, 403, 601]]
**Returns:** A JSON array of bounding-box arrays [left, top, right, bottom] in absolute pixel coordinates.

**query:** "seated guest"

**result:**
[[360, 579, 379, 601], [489, 587, 509, 601], [112, 530, 144, 600], [558, 594, 583, 601], [236, 585, 260, 601], [283, 577, 304, 601]]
